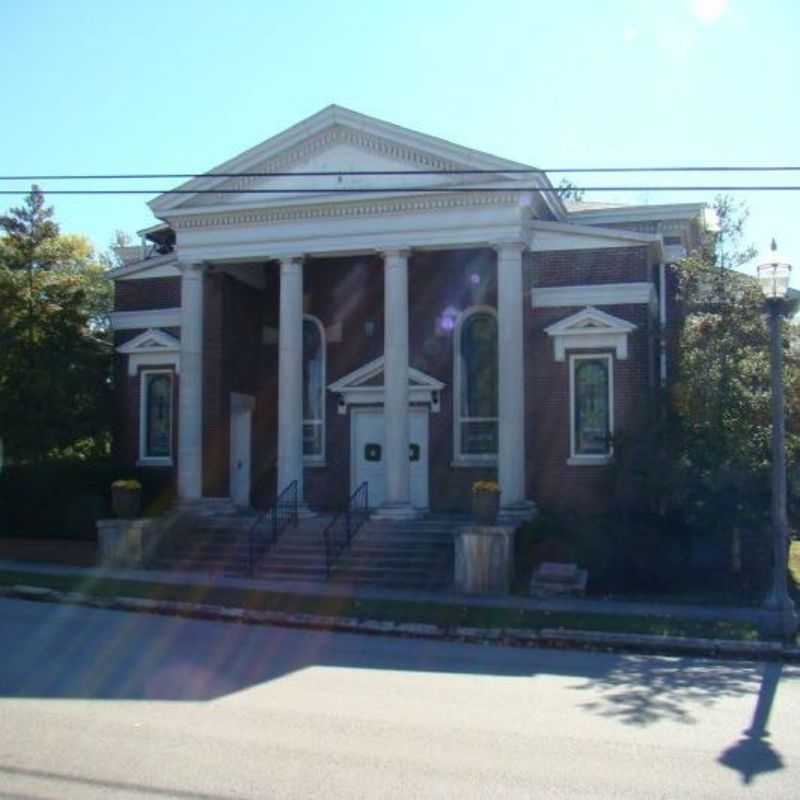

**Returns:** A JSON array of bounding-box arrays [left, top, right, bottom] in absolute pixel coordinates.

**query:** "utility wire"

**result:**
[[1, 186, 800, 196], [2, 165, 800, 180]]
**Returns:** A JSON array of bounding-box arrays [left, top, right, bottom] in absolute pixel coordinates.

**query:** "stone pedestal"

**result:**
[[454, 525, 515, 595], [96, 518, 164, 568]]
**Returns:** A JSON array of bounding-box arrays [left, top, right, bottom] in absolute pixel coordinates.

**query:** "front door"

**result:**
[[352, 408, 428, 509]]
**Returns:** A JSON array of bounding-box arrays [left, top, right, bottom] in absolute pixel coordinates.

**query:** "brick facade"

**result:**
[[113, 243, 663, 514]]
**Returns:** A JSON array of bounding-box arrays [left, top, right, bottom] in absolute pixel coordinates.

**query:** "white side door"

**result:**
[[230, 394, 254, 507]]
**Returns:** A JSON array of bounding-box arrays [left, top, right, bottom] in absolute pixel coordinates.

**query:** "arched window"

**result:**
[[454, 307, 498, 462], [303, 315, 325, 463], [140, 370, 173, 462]]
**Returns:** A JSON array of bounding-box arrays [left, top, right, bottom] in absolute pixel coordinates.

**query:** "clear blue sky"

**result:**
[[2, 0, 798, 279]]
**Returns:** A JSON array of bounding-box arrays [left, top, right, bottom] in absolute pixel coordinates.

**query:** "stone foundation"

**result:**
[[96, 518, 165, 568]]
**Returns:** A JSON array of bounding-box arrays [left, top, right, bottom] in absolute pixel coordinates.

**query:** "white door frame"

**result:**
[[350, 406, 429, 509]]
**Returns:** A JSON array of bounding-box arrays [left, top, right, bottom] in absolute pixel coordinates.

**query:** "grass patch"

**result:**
[[0, 569, 758, 642]]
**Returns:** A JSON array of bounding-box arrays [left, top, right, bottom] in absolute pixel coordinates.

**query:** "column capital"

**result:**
[[491, 241, 527, 258], [178, 261, 207, 277], [381, 248, 412, 262], [277, 255, 305, 274]]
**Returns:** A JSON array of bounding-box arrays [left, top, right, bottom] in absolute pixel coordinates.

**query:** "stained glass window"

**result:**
[[573, 358, 610, 456], [457, 309, 498, 458], [144, 372, 172, 459]]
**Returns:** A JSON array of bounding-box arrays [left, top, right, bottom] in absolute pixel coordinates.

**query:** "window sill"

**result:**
[[567, 455, 612, 467], [451, 459, 497, 469], [136, 458, 173, 467]]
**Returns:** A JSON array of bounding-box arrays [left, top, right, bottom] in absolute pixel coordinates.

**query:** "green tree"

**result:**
[[0, 187, 113, 462]]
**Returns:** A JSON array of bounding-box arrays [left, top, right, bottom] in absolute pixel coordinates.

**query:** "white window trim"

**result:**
[[138, 369, 174, 466], [453, 305, 498, 466], [568, 353, 613, 467], [303, 314, 326, 465]]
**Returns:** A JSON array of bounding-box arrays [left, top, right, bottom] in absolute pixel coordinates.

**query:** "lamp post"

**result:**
[[757, 239, 798, 641]]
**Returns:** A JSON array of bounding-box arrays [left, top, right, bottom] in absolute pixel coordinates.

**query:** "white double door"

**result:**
[[352, 408, 429, 509]]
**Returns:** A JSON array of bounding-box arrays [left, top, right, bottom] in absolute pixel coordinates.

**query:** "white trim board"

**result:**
[[107, 254, 180, 281], [532, 282, 656, 309], [111, 308, 181, 331]]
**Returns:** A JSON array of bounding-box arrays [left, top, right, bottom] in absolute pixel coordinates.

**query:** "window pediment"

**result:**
[[117, 328, 181, 376], [544, 307, 636, 361]]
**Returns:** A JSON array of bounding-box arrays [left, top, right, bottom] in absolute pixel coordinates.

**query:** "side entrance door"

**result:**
[[352, 408, 429, 509], [229, 393, 254, 507]]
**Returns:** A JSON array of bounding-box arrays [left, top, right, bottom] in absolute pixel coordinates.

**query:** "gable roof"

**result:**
[[149, 105, 567, 220]]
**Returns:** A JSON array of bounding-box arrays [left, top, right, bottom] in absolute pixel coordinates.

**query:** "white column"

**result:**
[[375, 248, 417, 519], [277, 256, 308, 508], [495, 242, 533, 518], [177, 262, 205, 500]]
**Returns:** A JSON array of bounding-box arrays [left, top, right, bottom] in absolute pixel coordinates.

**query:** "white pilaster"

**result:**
[[177, 262, 205, 500], [375, 249, 417, 519], [495, 242, 534, 519], [277, 256, 307, 507]]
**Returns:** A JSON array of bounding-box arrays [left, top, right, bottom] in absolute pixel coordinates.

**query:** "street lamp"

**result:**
[[757, 239, 798, 641]]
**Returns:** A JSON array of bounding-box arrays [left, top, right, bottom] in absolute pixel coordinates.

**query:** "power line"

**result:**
[[1, 185, 800, 196], [2, 165, 800, 180]]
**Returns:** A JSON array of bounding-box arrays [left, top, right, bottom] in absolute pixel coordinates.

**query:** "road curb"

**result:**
[[3, 583, 797, 661]]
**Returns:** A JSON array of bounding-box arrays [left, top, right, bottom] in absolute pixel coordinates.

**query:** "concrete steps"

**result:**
[[151, 506, 464, 589]]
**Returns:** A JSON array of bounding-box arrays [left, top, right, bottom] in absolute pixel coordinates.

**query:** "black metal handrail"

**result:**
[[248, 480, 299, 575], [323, 482, 369, 578]]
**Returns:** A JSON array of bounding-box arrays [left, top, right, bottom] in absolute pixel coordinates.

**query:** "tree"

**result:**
[[0, 187, 113, 462]]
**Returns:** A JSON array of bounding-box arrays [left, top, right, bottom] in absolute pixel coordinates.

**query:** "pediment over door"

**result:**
[[328, 356, 445, 413]]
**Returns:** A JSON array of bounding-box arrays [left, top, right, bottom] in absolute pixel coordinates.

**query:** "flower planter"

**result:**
[[111, 487, 141, 519], [472, 491, 500, 525]]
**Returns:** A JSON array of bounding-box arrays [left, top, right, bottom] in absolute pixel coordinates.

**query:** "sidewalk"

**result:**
[[0, 558, 763, 625]]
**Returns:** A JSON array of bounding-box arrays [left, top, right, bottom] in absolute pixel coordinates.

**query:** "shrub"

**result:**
[[0, 460, 175, 540]]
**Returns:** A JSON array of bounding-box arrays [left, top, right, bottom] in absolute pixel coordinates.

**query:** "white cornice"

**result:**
[[111, 308, 181, 330], [168, 191, 522, 230], [106, 254, 179, 281], [116, 328, 181, 376], [567, 202, 707, 225], [532, 282, 656, 309]]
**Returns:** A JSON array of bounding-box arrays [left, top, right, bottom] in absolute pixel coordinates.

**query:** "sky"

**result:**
[[1, 0, 798, 280]]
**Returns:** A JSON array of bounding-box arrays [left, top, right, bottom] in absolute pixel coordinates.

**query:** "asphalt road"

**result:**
[[0, 598, 798, 799]]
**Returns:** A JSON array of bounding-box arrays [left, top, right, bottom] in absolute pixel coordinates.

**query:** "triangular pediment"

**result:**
[[117, 328, 180, 354], [544, 307, 636, 361], [544, 307, 637, 337], [329, 356, 445, 393], [150, 105, 561, 215]]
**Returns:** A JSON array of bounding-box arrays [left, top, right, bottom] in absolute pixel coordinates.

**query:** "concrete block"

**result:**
[[454, 526, 516, 595]]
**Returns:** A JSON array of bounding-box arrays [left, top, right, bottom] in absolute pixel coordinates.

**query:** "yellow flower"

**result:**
[[472, 481, 500, 494], [112, 480, 142, 490]]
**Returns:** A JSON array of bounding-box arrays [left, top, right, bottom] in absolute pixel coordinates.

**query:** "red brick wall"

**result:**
[[531, 246, 651, 288], [114, 277, 181, 311]]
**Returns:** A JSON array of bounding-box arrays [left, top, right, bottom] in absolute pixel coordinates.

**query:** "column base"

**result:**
[[498, 500, 538, 524], [372, 503, 420, 521]]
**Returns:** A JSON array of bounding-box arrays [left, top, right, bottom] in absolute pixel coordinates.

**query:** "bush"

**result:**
[[0, 460, 175, 540]]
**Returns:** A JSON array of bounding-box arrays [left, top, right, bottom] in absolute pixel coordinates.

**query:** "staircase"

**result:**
[[150, 500, 465, 590], [254, 513, 466, 590], [148, 499, 258, 574]]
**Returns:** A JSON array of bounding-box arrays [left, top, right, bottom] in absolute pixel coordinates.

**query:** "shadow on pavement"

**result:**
[[718, 662, 785, 785]]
